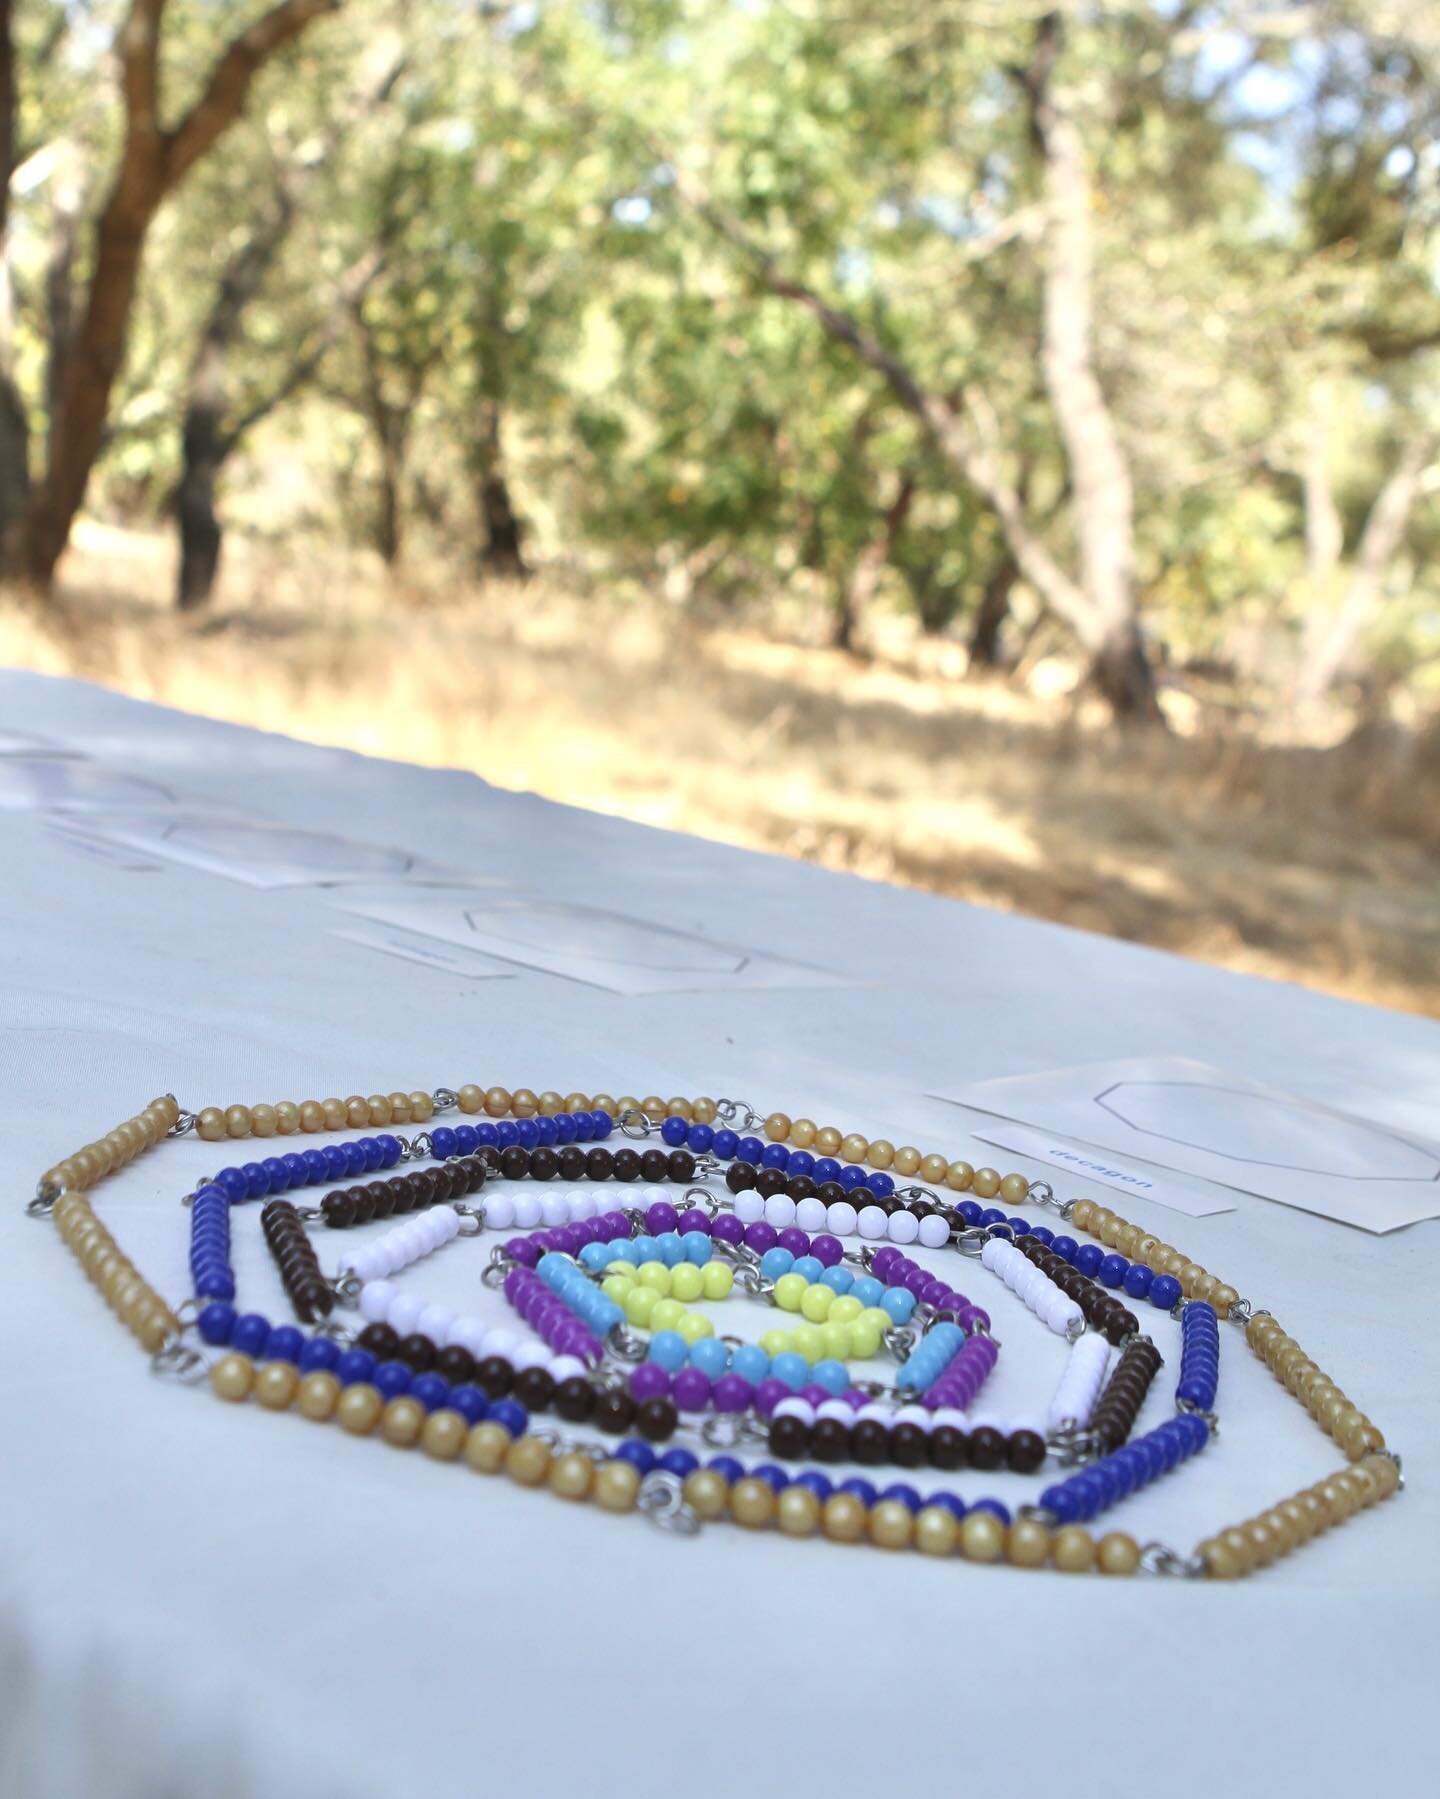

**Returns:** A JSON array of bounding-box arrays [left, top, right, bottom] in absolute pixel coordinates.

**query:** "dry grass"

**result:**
[[5, 520, 1439, 1017]]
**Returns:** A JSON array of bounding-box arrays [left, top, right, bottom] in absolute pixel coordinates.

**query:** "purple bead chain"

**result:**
[[502, 1264, 604, 1364], [870, 1244, 988, 1333], [922, 1332, 999, 1412]]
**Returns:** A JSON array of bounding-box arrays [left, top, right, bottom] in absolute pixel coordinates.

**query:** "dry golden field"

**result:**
[[5, 521, 1439, 1017]]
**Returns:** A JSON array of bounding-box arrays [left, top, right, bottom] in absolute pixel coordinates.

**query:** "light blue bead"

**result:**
[[771, 1352, 810, 1391], [791, 1256, 824, 1284], [537, 1255, 566, 1292], [630, 1236, 659, 1264], [820, 1266, 854, 1295], [690, 1337, 730, 1379], [760, 1247, 795, 1280], [682, 1231, 712, 1264], [579, 1243, 610, 1271], [731, 1344, 770, 1383], [648, 1330, 689, 1372], [812, 1360, 849, 1394], [851, 1276, 884, 1308], [881, 1288, 916, 1324], [657, 1232, 686, 1267]]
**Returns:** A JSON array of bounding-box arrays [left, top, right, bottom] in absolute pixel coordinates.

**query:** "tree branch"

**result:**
[[119, 1, 167, 148], [162, 0, 343, 191]]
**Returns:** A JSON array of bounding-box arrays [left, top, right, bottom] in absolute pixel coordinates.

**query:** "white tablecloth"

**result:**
[[2, 668, 1436, 1799]]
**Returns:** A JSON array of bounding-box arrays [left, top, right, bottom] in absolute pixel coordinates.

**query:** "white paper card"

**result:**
[[0, 754, 190, 810], [932, 1056, 1440, 1233], [331, 924, 514, 980], [968, 1121, 1235, 1218], [331, 891, 857, 995]]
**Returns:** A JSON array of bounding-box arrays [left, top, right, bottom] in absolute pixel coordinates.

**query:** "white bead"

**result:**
[[895, 1404, 931, 1429], [980, 1239, 1003, 1272], [433, 1209, 461, 1244], [483, 1190, 516, 1229], [815, 1398, 856, 1425], [540, 1192, 570, 1227], [348, 1250, 379, 1282], [855, 1403, 891, 1427], [547, 1355, 586, 1383], [512, 1193, 542, 1229], [825, 1200, 858, 1236], [857, 1204, 888, 1240], [386, 1291, 424, 1335], [773, 1397, 815, 1425], [970, 1411, 1003, 1434], [567, 1188, 597, 1221], [932, 1407, 969, 1433], [639, 1185, 669, 1206], [454, 1316, 489, 1358], [886, 1210, 919, 1244], [440, 1312, 472, 1348], [511, 1340, 549, 1371], [1012, 1413, 1044, 1439], [917, 1214, 950, 1249], [358, 1278, 394, 1323], [763, 1193, 797, 1229], [794, 1196, 827, 1233], [416, 1303, 454, 1342], [733, 1190, 765, 1226], [480, 1325, 518, 1358]]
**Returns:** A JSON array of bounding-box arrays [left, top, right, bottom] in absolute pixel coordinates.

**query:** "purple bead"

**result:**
[[870, 1246, 902, 1278], [646, 1202, 680, 1234], [810, 1234, 843, 1267], [712, 1373, 753, 1413], [711, 1213, 745, 1246], [958, 1306, 990, 1334], [753, 1377, 789, 1416], [777, 1226, 810, 1256], [506, 1237, 541, 1266], [602, 1212, 630, 1237], [630, 1363, 672, 1401], [904, 1267, 931, 1298], [677, 1208, 712, 1235], [673, 1367, 712, 1410], [800, 1383, 831, 1409], [920, 1277, 951, 1308], [744, 1221, 779, 1254], [842, 1389, 870, 1410]]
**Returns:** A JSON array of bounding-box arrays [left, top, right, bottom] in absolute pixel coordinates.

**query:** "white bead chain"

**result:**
[[734, 1188, 949, 1247], [1046, 1330, 1111, 1433], [980, 1235, 1084, 1337], [344, 1203, 462, 1282]]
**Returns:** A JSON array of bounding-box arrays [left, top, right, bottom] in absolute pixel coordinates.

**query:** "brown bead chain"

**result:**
[[1088, 1336, 1164, 1453], [260, 1199, 334, 1322], [1012, 1233, 1140, 1346]]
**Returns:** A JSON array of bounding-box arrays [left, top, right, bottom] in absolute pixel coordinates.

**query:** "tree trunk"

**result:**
[[0, 0, 28, 566], [969, 553, 1017, 666], [175, 385, 223, 607], [473, 399, 527, 578], [375, 430, 404, 566], [836, 469, 915, 649]]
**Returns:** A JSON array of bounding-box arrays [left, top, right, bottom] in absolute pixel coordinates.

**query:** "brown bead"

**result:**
[[635, 1397, 678, 1441], [397, 1332, 437, 1372], [888, 1423, 929, 1468], [1006, 1429, 1046, 1474], [435, 1344, 477, 1387], [592, 1389, 637, 1433], [475, 1356, 516, 1398], [769, 1414, 811, 1459], [512, 1366, 557, 1410], [612, 1148, 642, 1182], [928, 1425, 968, 1471], [849, 1418, 890, 1465], [554, 1376, 595, 1421], [967, 1426, 1005, 1471], [812, 1417, 853, 1463]]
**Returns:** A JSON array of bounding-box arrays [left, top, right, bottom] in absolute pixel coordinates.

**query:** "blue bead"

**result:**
[[1150, 1274, 1182, 1310], [838, 1165, 868, 1192], [811, 1360, 848, 1394], [301, 1149, 328, 1184], [197, 1302, 236, 1345], [656, 1233, 685, 1267], [880, 1482, 922, 1513], [410, 1372, 451, 1412], [322, 1145, 347, 1180], [265, 1326, 304, 1364], [452, 1125, 478, 1156], [448, 1384, 489, 1424], [1050, 1235, 1078, 1263], [682, 1231, 711, 1264], [374, 1360, 413, 1400], [812, 1158, 841, 1184], [791, 1256, 823, 1284], [515, 1120, 539, 1149], [760, 1247, 794, 1279], [752, 1463, 789, 1493], [341, 1141, 366, 1176], [629, 1236, 659, 1263], [707, 1455, 743, 1483], [580, 1243, 610, 1270], [865, 1170, 895, 1197], [534, 1116, 558, 1146], [1099, 1253, 1129, 1288], [927, 1491, 967, 1519], [1073, 1243, 1104, 1278], [1007, 1216, 1031, 1236], [553, 1114, 576, 1144], [881, 1287, 915, 1323], [335, 1348, 377, 1386], [712, 1128, 739, 1160], [279, 1155, 306, 1186], [731, 1345, 769, 1383], [820, 1266, 854, 1294], [970, 1497, 1011, 1525], [1123, 1264, 1154, 1299], [496, 1120, 520, 1147], [980, 1207, 1007, 1228], [216, 1166, 248, 1201], [487, 1398, 528, 1437], [760, 1143, 789, 1170], [592, 1110, 615, 1139], [795, 1471, 833, 1501], [648, 1330, 689, 1372], [659, 1447, 699, 1478], [261, 1157, 289, 1191], [771, 1352, 810, 1390], [358, 1138, 382, 1172], [231, 1313, 271, 1357], [298, 1337, 340, 1373], [736, 1136, 764, 1164], [661, 1116, 689, 1147], [839, 1476, 878, 1505], [851, 1276, 884, 1308], [956, 1200, 983, 1226], [690, 1337, 730, 1380], [194, 1273, 236, 1301], [1029, 1224, 1055, 1245], [686, 1123, 715, 1153], [473, 1122, 500, 1147], [1176, 1377, 1215, 1407], [377, 1134, 403, 1166], [1039, 1484, 1076, 1522], [787, 1150, 815, 1177]]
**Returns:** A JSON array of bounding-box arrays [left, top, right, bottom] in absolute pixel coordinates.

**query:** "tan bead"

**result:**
[[1096, 1531, 1141, 1575], [274, 1101, 301, 1135], [945, 1161, 974, 1191], [1113, 1225, 1141, 1257], [408, 1091, 434, 1122], [1340, 1413, 1385, 1460], [729, 1476, 777, 1528], [210, 1353, 255, 1402], [505, 1435, 553, 1486], [1135, 1234, 1162, 1262], [1200, 1536, 1244, 1579], [197, 1107, 227, 1142], [463, 1421, 512, 1473], [420, 1409, 468, 1461], [690, 1098, 718, 1125], [999, 1173, 1030, 1205], [1315, 1392, 1349, 1433], [914, 1504, 960, 1556], [254, 1361, 299, 1411], [538, 1091, 565, 1116], [249, 1103, 277, 1138], [548, 1451, 596, 1500], [337, 1383, 383, 1435], [1244, 1517, 1285, 1565], [764, 1112, 792, 1143], [866, 1138, 895, 1170], [1363, 1453, 1400, 1499], [639, 1095, 665, 1121], [135, 1304, 174, 1352], [386, 1092, 411, 1123], [919, 1153, 949, 1185], [1051, 1526, 1095, 1573], [840, 1133, 869, 1164], [868, 1499, 914, 1550], [959, 1510, 1006, 1563], [1006, 1517, 1051, 1568], [1178, 1262, 1208, 1296], [681, 1469, 730, 1520], [893, 1146, 921, 1177], [296, 1372, 340, 1420], [777, 1485, 821, 1537], [1313, 1477, 1351, 1526], [790, 1118, 817, 1148], [821, 1492, 868, 1542], [1333, 1470, 1368, 1512], [971, 1167, 1001, 1199], [502, 1087, 534, 1118], [1261, 1507, 1300, 1553], [457, 1084, 484, 1114], [1069, 1199, 1096, 1231], [665, 1098, 692, 1119], [1089, 1207, 1115, 1241], [321, 1098, 347, 1130], [298, 1101, 325, 1132], [594, 1460, 642, 1511], [224, 1105, 252, 1139], [366, 1095, 392, 1126], [814, 1127, 843, 1156], [1296, 1490, 1328, 1534], [614, 1097, 641, 1121], [344, 1096, 369, 1128]]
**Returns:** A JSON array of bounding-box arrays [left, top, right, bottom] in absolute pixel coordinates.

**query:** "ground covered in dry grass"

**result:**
[[5, 523, 1439, 1017]]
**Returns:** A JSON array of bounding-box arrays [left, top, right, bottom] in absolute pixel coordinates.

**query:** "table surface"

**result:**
[[3, 667, 1436, 1799]]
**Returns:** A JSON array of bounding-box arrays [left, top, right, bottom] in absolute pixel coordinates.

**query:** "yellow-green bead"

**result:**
[[849, 1320, 883, 1358], [820, 1321, 853, 1360], [774, 1272, 807, 1313], [638, 1261, 671, 1294], [602, 1274, 632, 1303], [829, 1294, 863, 1324], [760, 1328, 791, 1358], [800, 1283, 834, 1323], [669, 1264, 704, 1303], [624, 1286, 659, 1326], [790, 1323, 825, 1363], [676, 1310, 713, 1344], [702, 1262, 733, 1300], [607, 1260, 637, 1282], [650, 1298, 685, 1331]]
